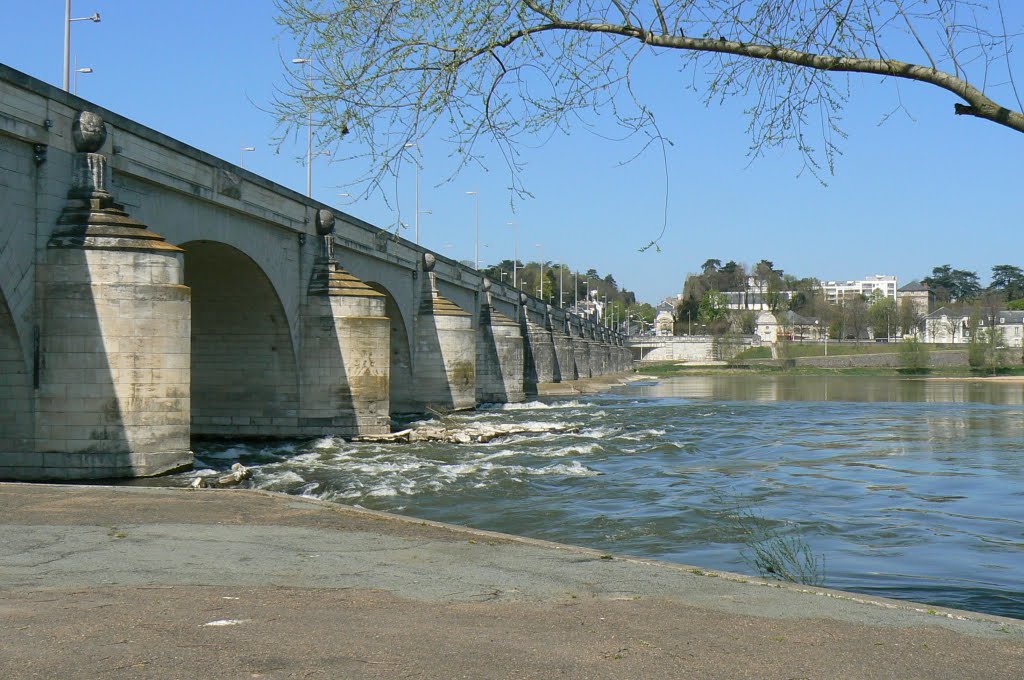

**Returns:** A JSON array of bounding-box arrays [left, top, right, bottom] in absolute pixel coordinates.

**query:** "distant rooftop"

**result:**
[[898, 280, 931, 293]]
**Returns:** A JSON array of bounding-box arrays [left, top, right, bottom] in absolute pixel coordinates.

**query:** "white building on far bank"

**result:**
[[820, 275, 897, 305]]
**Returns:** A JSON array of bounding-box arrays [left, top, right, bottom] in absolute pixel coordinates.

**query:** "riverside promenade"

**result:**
[[1, 483, 1021, 679]]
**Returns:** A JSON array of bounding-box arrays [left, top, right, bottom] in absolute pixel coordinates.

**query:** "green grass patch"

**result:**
[[733, 346, 772, 360], [634, 361, 1024, 379]]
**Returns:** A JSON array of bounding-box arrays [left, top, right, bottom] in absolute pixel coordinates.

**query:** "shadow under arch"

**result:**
[[182, 240, 299, 438], [0, 290, 31, 456], [365, 281, 415, 415]]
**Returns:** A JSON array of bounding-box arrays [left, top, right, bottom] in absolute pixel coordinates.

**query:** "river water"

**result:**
[[172, 375, 1024, 619]]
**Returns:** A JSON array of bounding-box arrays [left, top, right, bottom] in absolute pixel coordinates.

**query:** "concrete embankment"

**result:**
[[1, 483, 1021, 679], [535, 371, 642, 396], [746, 348, 1023, 369]]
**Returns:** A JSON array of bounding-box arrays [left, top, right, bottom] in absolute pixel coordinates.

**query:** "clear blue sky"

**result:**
[[3, 2, 1022, 304]]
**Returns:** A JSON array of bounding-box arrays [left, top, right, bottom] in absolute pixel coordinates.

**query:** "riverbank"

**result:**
[[2, 483, 1021, 679], [635, 359, 1024, 379]]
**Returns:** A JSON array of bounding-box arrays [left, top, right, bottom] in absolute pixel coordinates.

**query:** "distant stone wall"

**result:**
[[630, 336, 754, 362], [749, 349, 1022, 369]]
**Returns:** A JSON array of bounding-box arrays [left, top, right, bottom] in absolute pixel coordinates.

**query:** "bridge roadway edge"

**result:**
[[0, 481, 1021, 679]]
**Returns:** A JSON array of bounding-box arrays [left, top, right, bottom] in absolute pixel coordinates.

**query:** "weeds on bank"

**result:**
[[744, 528, 825, 586], [725, 505, 825, 586]]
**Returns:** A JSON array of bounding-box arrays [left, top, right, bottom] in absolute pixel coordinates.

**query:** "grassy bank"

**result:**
[[634, 361, 1024, 379], [732, 342, 965, 361]]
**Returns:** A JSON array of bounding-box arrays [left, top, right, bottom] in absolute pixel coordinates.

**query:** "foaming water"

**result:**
[[171, 375, 1024, 620]]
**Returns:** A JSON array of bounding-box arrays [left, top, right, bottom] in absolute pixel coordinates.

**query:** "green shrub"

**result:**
[[968, 337, 987, 368], [898, 338, 930, 373]]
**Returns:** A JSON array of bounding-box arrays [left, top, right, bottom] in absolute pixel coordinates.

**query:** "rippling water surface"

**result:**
[[172, 375, 1024, 619]]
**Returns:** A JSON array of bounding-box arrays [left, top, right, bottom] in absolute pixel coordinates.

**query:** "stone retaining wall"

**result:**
[[748, 349, 1022, 369]]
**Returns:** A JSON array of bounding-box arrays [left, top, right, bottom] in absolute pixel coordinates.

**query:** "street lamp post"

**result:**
[[404, 143, 426, 244], [557, 263, 563, 308], [73, 65, 92, 95], [240, 146, 255, 168], [465, 191, 480, 269], [506, 221, 519, 288], [63, 1, 100, 92], [292, 57, 314, 197], [535, 244, 544, 302]]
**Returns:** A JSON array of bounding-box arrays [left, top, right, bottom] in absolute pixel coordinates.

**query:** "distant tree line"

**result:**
[[675, 260, 1024, 340]]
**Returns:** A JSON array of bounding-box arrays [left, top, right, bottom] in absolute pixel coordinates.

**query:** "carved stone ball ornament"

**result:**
[[315, 208, 336, 236], [482, 278, 492, 292], [72, 111, 106, 153], [423, 253, 436, 271]]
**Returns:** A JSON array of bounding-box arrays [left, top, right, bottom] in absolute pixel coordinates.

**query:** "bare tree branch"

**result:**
[[272, 0, 1024, 200]]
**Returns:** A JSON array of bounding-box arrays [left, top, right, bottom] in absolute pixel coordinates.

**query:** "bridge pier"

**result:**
[[25, 113, 192, 479], [520, 294, 555, 395], [551, 307, 576, 383], [412, 254, 476, 411], [475, 279, 524, 404], [297, 210, 390, 437], [611, 333, 626, 373], [569, 315, 591, 379], [593, 326, 611, 376]]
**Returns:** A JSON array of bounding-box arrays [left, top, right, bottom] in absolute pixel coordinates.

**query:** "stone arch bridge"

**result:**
[[0, 65, 630, 481]]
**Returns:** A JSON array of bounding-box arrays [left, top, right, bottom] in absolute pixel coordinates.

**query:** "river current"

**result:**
[[171, 375, 1024, 619]]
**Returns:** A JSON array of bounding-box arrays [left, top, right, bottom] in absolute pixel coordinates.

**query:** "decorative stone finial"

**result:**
[[423, 253, 436, 271], [315, 209, 336, 236], [482, 278, 492, 292], [72, 111, 106, 153]]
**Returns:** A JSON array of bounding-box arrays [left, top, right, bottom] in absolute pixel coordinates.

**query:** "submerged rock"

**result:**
[[354, 422, 579, 444], [191, 463, 252, 488]]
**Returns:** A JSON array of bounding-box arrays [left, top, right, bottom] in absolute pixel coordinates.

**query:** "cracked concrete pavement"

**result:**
[[1, 482, 1021, 678]]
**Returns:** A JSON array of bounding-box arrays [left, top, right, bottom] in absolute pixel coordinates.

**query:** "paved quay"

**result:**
[[1, 483, 1021, 679]]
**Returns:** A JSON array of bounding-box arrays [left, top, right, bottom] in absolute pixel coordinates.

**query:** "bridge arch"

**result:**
[[365, 281, 415, 414], [182, 240, 299, 437]]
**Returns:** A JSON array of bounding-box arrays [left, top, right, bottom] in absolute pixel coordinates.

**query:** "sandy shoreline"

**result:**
[[2, 483, 1022, 679]]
